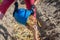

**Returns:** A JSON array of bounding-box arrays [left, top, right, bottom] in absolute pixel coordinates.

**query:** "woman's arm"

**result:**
[[34, 0, 39, 5]]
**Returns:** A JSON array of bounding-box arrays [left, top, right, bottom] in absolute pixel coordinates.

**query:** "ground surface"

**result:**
[[36, 0, 60, 40], [0, 0, 60, 40]]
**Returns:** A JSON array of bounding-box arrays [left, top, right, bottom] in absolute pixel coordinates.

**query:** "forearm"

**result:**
[[33, 25, 40, 40]]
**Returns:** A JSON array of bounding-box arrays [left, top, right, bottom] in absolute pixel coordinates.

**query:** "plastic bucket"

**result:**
[[14, 8, 33, 25]]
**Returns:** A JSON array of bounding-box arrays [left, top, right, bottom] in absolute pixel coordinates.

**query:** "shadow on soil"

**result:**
[[0, 25, 14, 40]]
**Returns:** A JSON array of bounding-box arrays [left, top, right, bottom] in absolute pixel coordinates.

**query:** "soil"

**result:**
[[36, 0, 60, 40]]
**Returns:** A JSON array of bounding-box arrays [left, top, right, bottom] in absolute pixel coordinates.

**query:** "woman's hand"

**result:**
[[34, 0, 39, 5]]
